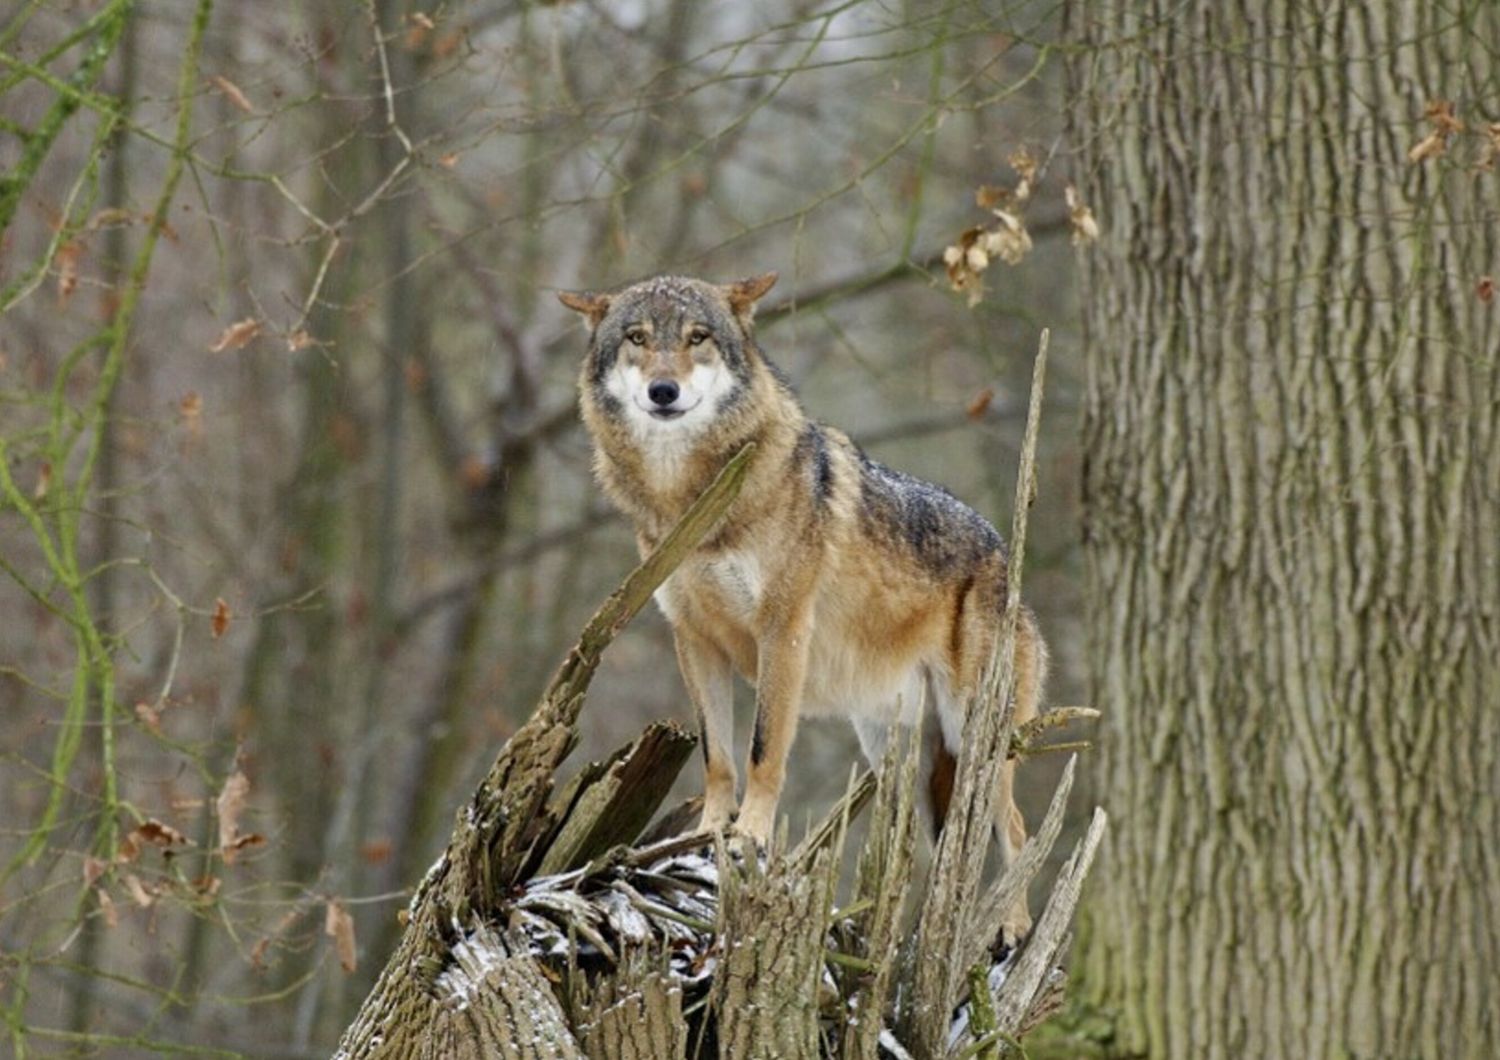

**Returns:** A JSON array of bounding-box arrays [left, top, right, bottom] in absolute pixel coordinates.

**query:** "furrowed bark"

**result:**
[[1067, 1, 1500, 1055], [711, 850, 836, 1060]]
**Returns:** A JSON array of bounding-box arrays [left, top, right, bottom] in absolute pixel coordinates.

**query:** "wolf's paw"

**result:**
[[997, 908, 1033, 953], [696, 804, 735, 835], [731, 803, 774, 848]]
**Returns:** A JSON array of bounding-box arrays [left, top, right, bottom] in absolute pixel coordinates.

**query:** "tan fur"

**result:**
[[563, 274, 1046, 941]]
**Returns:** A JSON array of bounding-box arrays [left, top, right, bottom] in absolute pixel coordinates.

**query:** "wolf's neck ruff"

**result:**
[[559, 272, 1047, 947]]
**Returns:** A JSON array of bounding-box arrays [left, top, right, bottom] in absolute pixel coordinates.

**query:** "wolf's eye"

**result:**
[[688, 328, 711, 346], [626, 328, 647, 346]]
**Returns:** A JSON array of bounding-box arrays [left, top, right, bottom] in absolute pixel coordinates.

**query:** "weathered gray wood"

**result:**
[[538, 721, 696, 876], [711, 850, 837, 1060], [908, 333, 1049, 1057], [573, 960, 688, 1060], [843, 737, 920, 1060], [992, 810, 1106, 1035]]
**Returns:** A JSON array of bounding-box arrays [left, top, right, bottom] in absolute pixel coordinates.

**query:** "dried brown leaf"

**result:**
[[134, 701, 163, 734], [133, 819, 191, 848], [1482, 123, 1500, 170], [359, 838, 393, 865], [1065, 183, 1100, 245], [209, 75, 255, 114], [1478, 276, 1495, 304], [224, 834, 266, 859], [89, 208, 135, 229], [97, 887, 118, 928], [209, 318, 261, 352], [211, 597, 232, 639], [975, 184, 1009, 209], [1408, 131, 1446, 164], [123, 873, 154, 908], [56, 242, 82, 307], [179, 392, 203, 443], [325, 900, 357, 973], [1008, 146, 1038, 183], [966, 387, 995, 420], [217, 769, 250, 861], [1426, 98, 1464, 136], [83, 856, 109, 887]]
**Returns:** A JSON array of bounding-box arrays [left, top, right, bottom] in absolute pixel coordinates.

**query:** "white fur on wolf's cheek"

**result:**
[[606, 360, 735, 451]]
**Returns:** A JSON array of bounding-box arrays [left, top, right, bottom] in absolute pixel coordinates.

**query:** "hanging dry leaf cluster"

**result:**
[[943, 147, 1098, 306], [1407, 98, 1500, 169]]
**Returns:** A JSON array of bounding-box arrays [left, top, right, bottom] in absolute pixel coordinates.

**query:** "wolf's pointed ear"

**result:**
[[557, 289, 612, 329], [722, 272, 778, 323]]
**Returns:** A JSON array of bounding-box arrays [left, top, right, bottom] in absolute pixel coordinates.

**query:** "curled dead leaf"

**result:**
[[1426, 98, 1464, 136], [83, 856, 109, 887], [325, 900, 357, 973], [123, 873, 155, 908], [1008, 146, 1038, 184], [1482, 123, 1500, 170], [966, 387, 995, 420], [56, 241, 82, 307], [984, 209, 1033, 265], [224, 834, 266, 860], [97, 887, 118, 928], [211, 597, 232, 639], [209, 318, 261, 352], [90, 208, 135, 229], [975, 184, 1009, 209], [217, 769, 250, 861], [943, 226, 988, 306], [209, 75, 255, 114], [135, 701, 163, 734], [1066, 183, 1100, 245], [133, 819, 191, 848], [359, 838, 394, 865], [1408, 131, 1446, 164], [1409, 99, 1464, 165], [179, 391, 203, 437]]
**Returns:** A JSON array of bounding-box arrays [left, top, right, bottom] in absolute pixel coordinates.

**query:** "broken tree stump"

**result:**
[[334, 336, 1105, 1058]]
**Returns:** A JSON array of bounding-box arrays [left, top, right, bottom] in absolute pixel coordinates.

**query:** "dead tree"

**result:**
[[333, 336, 1102, 1059]]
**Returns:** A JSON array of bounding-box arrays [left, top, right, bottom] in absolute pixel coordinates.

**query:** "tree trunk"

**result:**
[[1067, 2, 1500, 1056]]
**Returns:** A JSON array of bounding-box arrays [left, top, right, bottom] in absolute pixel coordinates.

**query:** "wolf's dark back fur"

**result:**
[[855, 452, 1006, 578]]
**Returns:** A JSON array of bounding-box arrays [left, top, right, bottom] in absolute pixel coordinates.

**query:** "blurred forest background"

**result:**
[[6, 0, 1498, 1057], [2, 0, 1083, 1053]]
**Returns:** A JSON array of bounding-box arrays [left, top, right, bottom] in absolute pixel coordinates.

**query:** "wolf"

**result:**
[[560, 272, 1047, 940]]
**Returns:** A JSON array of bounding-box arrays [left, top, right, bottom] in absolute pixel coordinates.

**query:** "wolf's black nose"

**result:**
[[648, 380, 680, 407]]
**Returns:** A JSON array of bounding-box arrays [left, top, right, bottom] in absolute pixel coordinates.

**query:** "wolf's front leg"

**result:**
[[674, 629, 738, 832], [737, 611, 814, 844]]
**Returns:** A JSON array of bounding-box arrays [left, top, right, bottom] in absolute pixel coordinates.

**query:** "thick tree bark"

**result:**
[[1067, 2, 1500, 1056]]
